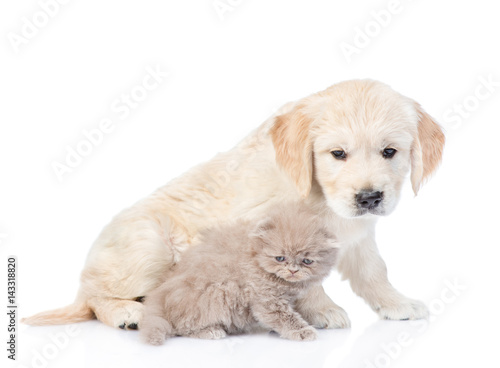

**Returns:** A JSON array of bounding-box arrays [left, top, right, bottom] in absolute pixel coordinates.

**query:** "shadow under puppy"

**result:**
[[140, 202, 339, 344]]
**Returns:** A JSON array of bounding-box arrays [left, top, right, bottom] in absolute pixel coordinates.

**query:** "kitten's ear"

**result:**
[[249, 218, 275, 240], [249, 218, 275, 251]]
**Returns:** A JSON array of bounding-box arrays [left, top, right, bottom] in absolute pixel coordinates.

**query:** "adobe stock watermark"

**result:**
[[364, 278, 467, 368], [7, 0, 71, 54], [184, 102, 327, 215], [184, 103, 293, 214], [186, 124, 268, 212], [213, 0, 243, 21], [7, 257, 18, 362], [51, 64, 169, 182], [442, 74, 499, 130], [14, 325, 82, 368], [339, 0, 414, 63]]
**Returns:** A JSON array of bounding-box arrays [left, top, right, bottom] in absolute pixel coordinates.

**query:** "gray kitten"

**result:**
[[139, 202, 338, 344]]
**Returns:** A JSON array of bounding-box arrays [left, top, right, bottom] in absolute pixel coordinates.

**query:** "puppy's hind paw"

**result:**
[[87, 297, 145, 330], [112, 302, 144, 330]]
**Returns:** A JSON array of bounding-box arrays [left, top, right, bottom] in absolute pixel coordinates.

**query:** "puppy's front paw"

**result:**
[[303, 304, 351, 329], [285, 327, 318, 341], [376, 298, 429, 320]]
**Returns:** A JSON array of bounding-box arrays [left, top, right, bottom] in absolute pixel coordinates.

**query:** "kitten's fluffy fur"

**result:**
[[140, 202, 338, 344]]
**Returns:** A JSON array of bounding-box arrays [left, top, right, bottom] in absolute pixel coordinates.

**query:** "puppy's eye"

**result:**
[[275, 256, 285, 262], [382, 148, 397, 159], [302, 259, 313, 265], [331, 150, 346, 160]]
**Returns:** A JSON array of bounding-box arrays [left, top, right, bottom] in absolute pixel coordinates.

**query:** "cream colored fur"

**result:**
[[22, 79, 444, 329]]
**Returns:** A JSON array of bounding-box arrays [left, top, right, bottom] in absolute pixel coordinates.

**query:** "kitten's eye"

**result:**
[[302, 259, 313, 265], [275, 256, 285, 262], [331, 150, 346, 160], [382, 148, 397, 159]]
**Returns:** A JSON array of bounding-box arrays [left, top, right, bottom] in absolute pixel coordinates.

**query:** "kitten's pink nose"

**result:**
[[289, 270, 298, 274]]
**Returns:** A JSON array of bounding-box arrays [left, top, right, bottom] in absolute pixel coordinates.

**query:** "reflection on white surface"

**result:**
[[20, 322, 352, 368]]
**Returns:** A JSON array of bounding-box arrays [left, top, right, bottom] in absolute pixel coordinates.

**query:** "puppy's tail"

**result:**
[[21, 303, 94, 326]]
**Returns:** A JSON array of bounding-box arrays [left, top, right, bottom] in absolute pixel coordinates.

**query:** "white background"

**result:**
[[1, 1, 499, 367]]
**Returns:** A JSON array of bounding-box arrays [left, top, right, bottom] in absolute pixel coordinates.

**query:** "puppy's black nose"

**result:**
[[356, 191, 383, 209]]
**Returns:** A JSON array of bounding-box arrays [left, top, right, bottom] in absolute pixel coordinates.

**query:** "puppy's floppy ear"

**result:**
[[270, 104, 313, 198], [410, 103, 446, 195]]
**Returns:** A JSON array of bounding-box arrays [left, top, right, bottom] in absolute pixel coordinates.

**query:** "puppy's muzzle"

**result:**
[[356, 191, 383, 210]]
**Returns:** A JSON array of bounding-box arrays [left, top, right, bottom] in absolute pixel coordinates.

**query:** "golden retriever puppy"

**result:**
[[23, 79, 444, 329]]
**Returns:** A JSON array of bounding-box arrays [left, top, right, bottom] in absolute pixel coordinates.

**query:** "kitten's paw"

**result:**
[[376, 298, 429, 320], [189, 326, 227, 340], [304, 304, 351, 329], [285, 327, 318, 341], [139, 316, 172, 345], [144, 328, 166, 346]]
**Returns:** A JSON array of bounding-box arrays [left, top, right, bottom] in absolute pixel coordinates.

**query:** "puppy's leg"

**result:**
[[295, 284, 351, 329], [338, 236, 428, 320], [87, 297, 144, 330], [79, 213, 188, 329]]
